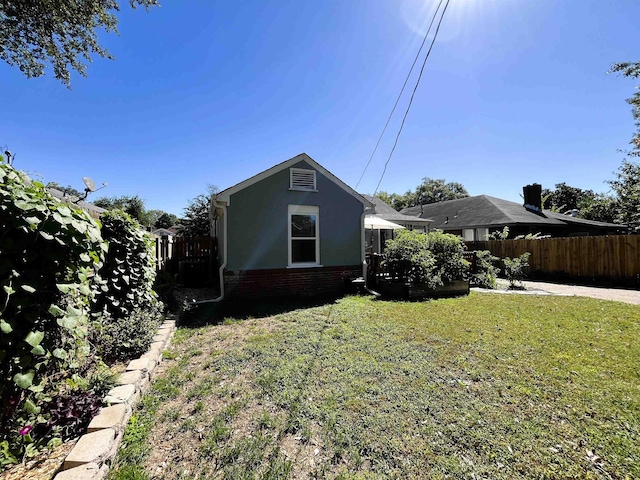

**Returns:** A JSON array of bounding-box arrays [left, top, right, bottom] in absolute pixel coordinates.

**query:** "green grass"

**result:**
[[108, 293, 640, 479]]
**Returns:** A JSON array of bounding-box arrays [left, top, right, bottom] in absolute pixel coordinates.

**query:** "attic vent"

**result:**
[[290, 168, 316, 191]]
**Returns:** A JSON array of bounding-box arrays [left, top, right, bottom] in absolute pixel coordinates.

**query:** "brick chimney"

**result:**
[[523, 183, 542, 212]]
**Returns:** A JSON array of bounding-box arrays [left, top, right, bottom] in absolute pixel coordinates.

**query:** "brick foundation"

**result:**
[[223, 265, 363, 299]]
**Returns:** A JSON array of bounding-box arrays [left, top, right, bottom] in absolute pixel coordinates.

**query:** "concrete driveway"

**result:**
[[476, 279, 640, 305]]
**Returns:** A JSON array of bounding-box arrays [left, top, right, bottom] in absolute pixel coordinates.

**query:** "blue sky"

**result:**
[[2, 0, 639, 216]]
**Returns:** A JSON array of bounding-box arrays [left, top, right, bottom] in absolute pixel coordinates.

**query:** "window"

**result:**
[[290, 168, 316, 191], [462, 229, 475, 241], [288, 205, 320, 266], [462, 228, 489, 241]]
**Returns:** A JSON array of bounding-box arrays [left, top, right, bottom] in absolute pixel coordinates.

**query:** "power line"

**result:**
[[373, 0, 451, 197], [355, 0, 445, 191]]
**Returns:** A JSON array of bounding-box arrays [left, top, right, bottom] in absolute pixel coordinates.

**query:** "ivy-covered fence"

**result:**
[[0, 160, 162, 466]]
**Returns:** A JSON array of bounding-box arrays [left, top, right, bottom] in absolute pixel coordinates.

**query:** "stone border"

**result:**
[[52, 315, 176, 480]]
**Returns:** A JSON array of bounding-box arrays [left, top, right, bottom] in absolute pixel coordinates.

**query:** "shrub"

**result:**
[[0, 162, 106, 464], [383, 230, 469, 288], [90, 306, 162, 363], [423, 230, 469, 285], [503, 253, 531, 288], [471, 250, 500, 289], [90, 209, 162, 362], [488, 226, 509, 240], [33, 391, 102, 441], [383, 230, 436, 286]]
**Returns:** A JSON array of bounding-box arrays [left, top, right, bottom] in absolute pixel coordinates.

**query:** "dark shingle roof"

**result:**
[[544, 210, 623, 228], [400, 195, 566, 229], [361, 194, 431, 223]]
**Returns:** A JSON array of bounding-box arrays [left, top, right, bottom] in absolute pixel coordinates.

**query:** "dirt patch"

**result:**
[[3, 439, 77, 480]]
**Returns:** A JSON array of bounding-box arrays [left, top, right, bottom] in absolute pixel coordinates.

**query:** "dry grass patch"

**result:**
[[109, 294, 639, 479]]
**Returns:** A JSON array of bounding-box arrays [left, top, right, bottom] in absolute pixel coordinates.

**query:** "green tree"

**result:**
[[541, 183, 597, 213], [410, 177, 468, 207], [610, 61, 640, 151], [93, 195, 148, 225], [179, 185, 218, 237], [155, 212, 178, 229], [609, 60, 640, 228], [607, 159, 640, 228], [580, 193, 619, 224], [0, 0, 159, 87], [375, 191, 411, 211], [375, 178, 468, 211]]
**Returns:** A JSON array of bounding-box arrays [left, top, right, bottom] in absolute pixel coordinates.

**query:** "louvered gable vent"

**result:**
[[290, 168, 316, 191]]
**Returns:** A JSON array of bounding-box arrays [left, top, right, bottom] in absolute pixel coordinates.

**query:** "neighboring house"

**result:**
[[47, 187, 107, 220], [361, 194, 432, 253], [210, 153, 372, 298], [401, 186, 625, 240]]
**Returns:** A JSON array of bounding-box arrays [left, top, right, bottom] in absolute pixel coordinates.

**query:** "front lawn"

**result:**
[[110, 293, 639, 479]]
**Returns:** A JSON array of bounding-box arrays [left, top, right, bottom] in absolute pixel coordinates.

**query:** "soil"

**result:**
[[3, 439, 77, 480], [168, 286, 219, 312]]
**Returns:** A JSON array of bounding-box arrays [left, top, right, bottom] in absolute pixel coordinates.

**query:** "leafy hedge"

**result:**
[[0, 163, 107, 461], [0, 161, 162, 465], [92, 210, 159, 318], [383, 230, 469, 288], [90, 209, 161, 362]]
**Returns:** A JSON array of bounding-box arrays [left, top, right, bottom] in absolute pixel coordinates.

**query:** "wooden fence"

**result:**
[[155, 236, 215, 286], [467, 235, 640, 283]]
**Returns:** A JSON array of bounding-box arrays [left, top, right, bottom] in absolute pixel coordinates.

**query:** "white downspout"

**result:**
[[193, 196, 227, 305]]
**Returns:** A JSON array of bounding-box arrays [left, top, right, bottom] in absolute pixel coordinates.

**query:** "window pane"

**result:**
[[291, 214, 316, 238], [292, 239, 316, 263], [462, 229, 474, 241]]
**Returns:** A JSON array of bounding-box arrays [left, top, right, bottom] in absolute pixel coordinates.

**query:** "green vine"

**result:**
[[0, 162, 106, 462]]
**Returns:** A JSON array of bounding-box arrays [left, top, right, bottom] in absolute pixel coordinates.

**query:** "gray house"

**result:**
[[210, 153, 371, 298]]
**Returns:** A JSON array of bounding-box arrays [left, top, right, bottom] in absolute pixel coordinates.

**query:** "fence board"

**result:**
[[154, 236, 214, 272], [466, 235, 640, 283]]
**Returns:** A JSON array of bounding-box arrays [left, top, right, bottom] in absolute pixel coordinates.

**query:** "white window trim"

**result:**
[[288, 205, 321, 268], [289, 168, 317, 192]]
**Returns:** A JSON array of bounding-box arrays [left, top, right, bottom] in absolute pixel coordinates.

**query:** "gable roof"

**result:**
[[401, 195, 567, 229], [361, 194, 432, 223], [216, 153, 371, 207], [151, 228, 177, 237]]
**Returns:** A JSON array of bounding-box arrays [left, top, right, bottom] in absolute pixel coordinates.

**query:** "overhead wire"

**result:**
[[354, 0, 445, 191], [372, 0, 451, 196]]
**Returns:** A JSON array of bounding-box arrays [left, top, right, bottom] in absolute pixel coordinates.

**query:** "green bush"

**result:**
[[503, 252, 531, 288], [471, 250, 500, 289], [92, 210, 159, 318], [0, 162, 106, 464], [90, 306, 162, 363], [383, 230, 469, 288], [90, 210, 161, 362], [382, 230, 436, 286], [423, 230, 469, 285]]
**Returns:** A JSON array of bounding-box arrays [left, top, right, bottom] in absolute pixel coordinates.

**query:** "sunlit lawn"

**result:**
[[109, 293, 639, 479]]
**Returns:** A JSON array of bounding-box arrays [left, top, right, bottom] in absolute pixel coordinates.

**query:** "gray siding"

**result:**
[[226, 160, 363, 271]]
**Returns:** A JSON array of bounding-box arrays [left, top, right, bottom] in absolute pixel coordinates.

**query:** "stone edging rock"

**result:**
[[52, 315, 177, 480]]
